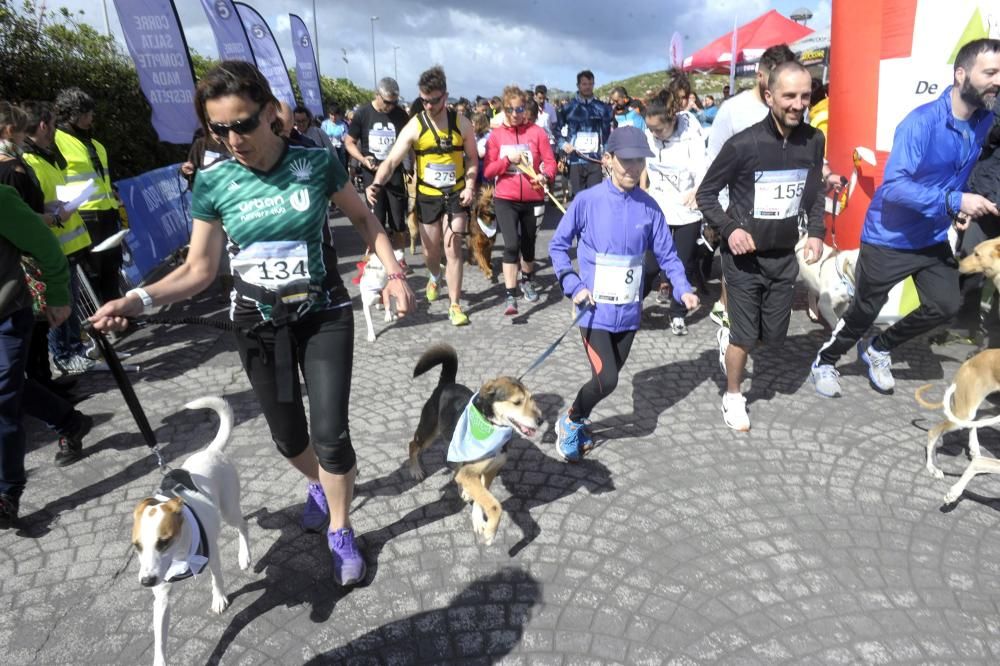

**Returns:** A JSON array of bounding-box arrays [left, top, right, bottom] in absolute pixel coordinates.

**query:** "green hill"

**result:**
[[594, 71, 732, 99]]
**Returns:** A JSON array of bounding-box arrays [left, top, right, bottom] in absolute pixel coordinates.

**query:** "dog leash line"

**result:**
[[518, 304, 592, 380], [515, 163, 567, 214]]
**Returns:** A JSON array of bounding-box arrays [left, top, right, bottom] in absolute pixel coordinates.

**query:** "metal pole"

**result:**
[[393, 45, 399, 82], [370, 16, 379, 91], [312, 0, 320, 70], [101, 0, 111, 38], [342, 48, 349, 81]]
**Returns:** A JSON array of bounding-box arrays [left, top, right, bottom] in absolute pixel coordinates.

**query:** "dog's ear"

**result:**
[[477, 379, 509, 418]]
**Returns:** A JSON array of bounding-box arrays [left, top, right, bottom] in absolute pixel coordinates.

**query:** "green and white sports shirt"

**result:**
[[191, 143, 349, 323]]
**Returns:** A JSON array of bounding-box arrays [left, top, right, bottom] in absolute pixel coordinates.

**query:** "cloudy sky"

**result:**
[[61, 0, 830, 98]]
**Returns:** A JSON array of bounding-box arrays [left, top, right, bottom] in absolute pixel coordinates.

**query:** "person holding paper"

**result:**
[[54, 87, 123, 304], [21, 101, 95, 379]]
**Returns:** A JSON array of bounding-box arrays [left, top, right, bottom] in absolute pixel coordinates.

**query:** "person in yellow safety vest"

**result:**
[[809, 81, 829, 158], [21, 101, 96, 380], [53, 87, 122, 304]]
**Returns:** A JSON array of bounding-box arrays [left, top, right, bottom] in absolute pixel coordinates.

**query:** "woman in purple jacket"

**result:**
[[549, 126, 699, 461]]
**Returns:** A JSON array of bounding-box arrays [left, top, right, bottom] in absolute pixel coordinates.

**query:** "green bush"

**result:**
[[1, 0, 187, 178]]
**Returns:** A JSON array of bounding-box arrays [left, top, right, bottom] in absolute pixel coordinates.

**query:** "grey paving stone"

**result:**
[[7, 213, 1000, 664]]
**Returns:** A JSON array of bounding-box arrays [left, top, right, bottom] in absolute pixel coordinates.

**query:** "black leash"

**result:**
[[84, 322, 164, 467], [84, 314, 265, 472], [518, 303, 593, 380]]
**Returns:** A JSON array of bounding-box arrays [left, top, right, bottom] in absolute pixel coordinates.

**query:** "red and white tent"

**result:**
[[683, 10, 814, 71]]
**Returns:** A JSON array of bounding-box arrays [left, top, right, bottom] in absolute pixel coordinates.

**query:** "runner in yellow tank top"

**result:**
[[367, 66, 479, 326]]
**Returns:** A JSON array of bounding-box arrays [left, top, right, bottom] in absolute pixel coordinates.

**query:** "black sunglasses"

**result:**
[[505, 106, 526, 114], [379, 95, 399, 106], [207, 107, 263, 137], [420, 92, 445, 106]]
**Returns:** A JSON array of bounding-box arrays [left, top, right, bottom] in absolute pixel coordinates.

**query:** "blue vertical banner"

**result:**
[[289, 13, 324, 118], [198, 0, 254, 63], [234, 3, 296, 108], [116, 164, 193, 285], [112, 0, 198, 144]]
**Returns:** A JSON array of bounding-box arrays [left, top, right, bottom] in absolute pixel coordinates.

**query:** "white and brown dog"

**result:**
[[795, 234, 860, 329], [359, 248, 405, 342], [407, 344, 542, 545], [131, 396, 250, 666]]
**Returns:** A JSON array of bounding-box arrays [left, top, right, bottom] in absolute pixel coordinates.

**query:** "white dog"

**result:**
[[359, 249, 405, 342], [795, 235, 860, 330], [131, 396, 250, 666]]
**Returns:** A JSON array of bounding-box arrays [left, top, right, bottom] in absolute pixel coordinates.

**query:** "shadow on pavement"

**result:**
[[302, 567, 541, 664], [207, 507, 351, 665]]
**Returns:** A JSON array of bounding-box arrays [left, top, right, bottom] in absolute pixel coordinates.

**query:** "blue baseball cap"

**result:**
[[604, 126, 653, 159]]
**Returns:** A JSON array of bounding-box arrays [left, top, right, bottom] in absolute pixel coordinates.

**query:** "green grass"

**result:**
[[592, 71, 733, 100]]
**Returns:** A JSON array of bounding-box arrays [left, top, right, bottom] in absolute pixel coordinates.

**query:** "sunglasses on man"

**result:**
[[420, 92, 446, 106], [505, 106, 525, 114], [208, 107, 263, 137]]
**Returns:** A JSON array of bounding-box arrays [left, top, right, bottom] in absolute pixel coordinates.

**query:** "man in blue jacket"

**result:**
[[549, 126, 699, 461], [811, 38, 1000, 398], [558, 70, 613, 199]]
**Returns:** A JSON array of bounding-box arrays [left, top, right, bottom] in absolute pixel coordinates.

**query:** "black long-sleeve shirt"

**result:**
[[696, 113, 826, 252]]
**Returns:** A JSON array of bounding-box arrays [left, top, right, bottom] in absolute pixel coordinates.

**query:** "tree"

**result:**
[[0, 0, 187, 178]]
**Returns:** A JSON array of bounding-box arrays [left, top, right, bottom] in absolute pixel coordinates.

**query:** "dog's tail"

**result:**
[[942, 383, 1000, 428], [184, 396, 234, 453], [914, 384, 943, 410], [413, 344, 458, 386]]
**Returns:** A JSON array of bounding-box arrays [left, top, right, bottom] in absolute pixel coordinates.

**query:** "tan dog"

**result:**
[[794, 234, 859, 329], [915, 350, 1000, 485], [959, 237, 1000, 288], [468, 185, 497, 280], [407, 344, 542, 545]]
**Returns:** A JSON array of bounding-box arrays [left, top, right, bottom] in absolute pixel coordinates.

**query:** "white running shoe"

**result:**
[[722, 392, 750, 432]]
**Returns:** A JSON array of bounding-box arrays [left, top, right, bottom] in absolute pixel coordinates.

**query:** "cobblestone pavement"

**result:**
[[5, 207, 1000, 665]]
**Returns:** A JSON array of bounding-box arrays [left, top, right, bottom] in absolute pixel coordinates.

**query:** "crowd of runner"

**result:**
[[1, 38, 998, 590]]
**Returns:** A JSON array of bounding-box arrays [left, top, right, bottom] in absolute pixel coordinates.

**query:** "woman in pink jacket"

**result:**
[[483, 86, 556, 315]]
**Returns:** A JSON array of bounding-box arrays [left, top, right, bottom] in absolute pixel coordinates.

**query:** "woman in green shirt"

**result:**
[[91, 62, 414, 586]]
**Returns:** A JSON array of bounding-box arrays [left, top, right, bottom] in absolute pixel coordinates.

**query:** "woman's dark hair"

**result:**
[[524, 97, 539, 123], [471, 111, 490, 136], [194, 61, 278, 134], [645, 88, 685, 123], [0, 101, 28, 134], [54, 87, 95, 125]]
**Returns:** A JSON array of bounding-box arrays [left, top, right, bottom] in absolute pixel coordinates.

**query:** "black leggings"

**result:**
[[571, 327, 637, 420], [641, 223, 701, 317], [235, 307, 356, 474], [495, 198, 538, 264]]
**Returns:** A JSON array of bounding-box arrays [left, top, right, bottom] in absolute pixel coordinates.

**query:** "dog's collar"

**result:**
[[153, 475, 210, 582], [447, 393, 514, 463]]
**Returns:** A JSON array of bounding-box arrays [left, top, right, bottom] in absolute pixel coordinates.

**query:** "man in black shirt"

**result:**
[[696, 61, 826, 432], [346, 77, 411, 251]]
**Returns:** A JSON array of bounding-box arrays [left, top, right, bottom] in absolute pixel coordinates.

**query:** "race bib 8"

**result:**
[[368, 128, 396, 160], [426, 163, 457, 188], [592, 253, 642, 304], [753, 169, 808, 220], [499, 143, 533, 173], [575, 131, 600, 154], [230, 241, 311, 304]]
